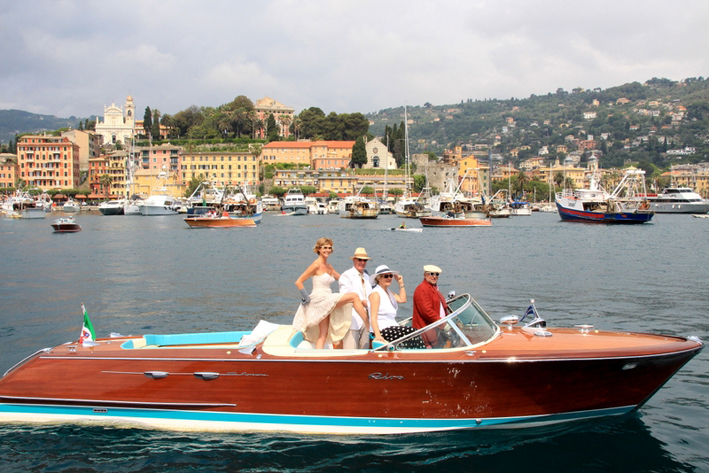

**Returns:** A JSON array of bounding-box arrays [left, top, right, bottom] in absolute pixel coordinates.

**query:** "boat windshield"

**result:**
[[374, 293, 499, 351]]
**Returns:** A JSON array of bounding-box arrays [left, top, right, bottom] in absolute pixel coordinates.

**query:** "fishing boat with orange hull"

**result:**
[[184, 214, 256, 228], [0, 295, 701, 434], [420, 216, 492, 227]]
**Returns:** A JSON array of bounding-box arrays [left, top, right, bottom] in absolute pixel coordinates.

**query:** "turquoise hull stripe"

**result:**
[[0, 403, 634, 430]]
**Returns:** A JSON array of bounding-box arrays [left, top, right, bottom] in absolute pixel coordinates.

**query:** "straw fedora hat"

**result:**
[[349, 247, 372, 260]]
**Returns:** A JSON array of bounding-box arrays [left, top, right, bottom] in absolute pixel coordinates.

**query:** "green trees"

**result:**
[[350, 136, 367, 168], [266, 114, 279, 141], [143, 107, 153, 140], [295, 108, 369, 140], [184, 176, 204, 198]]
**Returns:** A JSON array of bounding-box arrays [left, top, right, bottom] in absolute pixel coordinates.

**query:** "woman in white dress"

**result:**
[[293, 238, 369, 349]]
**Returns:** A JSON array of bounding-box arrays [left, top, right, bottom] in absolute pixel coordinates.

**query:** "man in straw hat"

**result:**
[[413, 264, 449, 348], [338, 248, 373, 349]]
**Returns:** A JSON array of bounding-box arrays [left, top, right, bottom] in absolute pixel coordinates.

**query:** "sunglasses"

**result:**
[[381, 274, 394, 279], [427, 272, 440, 277], [354, 258, 368, 262]]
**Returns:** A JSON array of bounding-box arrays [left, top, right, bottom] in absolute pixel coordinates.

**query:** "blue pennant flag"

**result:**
[[520, 305, 535, 322]]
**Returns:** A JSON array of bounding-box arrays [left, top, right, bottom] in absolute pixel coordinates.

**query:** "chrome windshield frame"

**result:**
[[373, 293, 497, 351]]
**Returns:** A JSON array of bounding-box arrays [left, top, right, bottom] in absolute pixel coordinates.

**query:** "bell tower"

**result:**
[[125, 95, 135, 127]]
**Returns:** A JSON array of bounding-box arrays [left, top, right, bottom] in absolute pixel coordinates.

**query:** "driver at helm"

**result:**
[[412, 265, 449, 348]]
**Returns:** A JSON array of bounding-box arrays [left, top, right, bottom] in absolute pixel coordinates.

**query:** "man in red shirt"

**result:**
[[412, 265, 449, 347]]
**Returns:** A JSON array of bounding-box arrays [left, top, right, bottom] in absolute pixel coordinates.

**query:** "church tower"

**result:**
[[124, 95, 135, 127]]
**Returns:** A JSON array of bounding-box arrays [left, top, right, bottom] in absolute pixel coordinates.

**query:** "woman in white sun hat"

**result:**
[[369, 265, 425, 349]]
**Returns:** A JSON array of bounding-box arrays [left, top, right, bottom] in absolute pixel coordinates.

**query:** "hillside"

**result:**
[[367, 76, 709, 169], [0, 110, 83, 143]]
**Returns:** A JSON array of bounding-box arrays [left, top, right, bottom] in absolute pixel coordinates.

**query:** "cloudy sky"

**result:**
[[1, 0, 707, 119]]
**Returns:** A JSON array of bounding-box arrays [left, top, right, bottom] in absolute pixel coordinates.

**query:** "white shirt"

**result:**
[[338, 266, 372, 330]]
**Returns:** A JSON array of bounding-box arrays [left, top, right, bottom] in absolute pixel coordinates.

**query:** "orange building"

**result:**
[[262, 141, 355, 168], [16, 135, 81, 190], [88, 155, 109, 197], [0, 154, 18, 189]]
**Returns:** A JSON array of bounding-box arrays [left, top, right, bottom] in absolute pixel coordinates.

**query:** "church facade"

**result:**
[[95, 95, 136, 145]]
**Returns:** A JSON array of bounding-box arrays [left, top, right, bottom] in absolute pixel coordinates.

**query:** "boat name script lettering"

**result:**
[[229, 372, 268, 377], [369, 372, 404, 380]]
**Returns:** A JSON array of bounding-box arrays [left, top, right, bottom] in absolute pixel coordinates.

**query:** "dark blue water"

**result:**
[[1, 212, 708, 472]]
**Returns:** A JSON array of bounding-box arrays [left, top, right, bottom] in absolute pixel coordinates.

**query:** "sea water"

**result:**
[[0, 212, 707, 472]]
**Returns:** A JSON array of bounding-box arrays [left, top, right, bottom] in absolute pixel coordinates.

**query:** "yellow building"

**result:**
[[530, 160, 586, 189], [457, 156, 489, 197], [133, 168, 184, 198], [180, 151, 260, 188], [0, 153, 18, 189]]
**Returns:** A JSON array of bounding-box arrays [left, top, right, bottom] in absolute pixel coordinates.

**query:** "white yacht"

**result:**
[[304, 196, 321, 215], [282, 188, 308, 215], [647, 187, 709, 214], [63, 199, 81, 212], [98, 199, 126, 216], [139, 194, 178, 216]]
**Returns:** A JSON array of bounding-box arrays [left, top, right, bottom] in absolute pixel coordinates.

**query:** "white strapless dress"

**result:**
[[292, 273, 352, 344]]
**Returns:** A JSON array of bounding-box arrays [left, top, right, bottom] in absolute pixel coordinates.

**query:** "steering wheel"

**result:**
[[441, 325, 460, 348]]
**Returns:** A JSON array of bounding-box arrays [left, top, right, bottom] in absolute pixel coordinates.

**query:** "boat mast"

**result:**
[[404, 103, 411, 198]]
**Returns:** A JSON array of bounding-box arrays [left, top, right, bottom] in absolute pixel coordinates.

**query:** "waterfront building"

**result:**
[[273, 169, 320, 190], [136, 143, 183, 180], [263, 141, 355, 168], [350, 172, 412, 195], [254, 97, 294, 139], [179, 151, 260, 188], [16, 135, 81, 190], [61, 130, 102, 171], [317, 171, 358, 194], [94, 95, 136, 145], [87, 155, 109, 198], [133, 168, 183, 199], [0, 154, 18, 189]]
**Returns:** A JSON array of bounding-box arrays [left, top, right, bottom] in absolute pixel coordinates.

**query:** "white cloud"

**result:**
[[0, 0, 707, 120]]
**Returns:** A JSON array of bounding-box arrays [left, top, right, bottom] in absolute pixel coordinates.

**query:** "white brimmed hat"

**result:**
[[349, 247, 372, 260], [423, 265, 442, 273], [373, 265, 399, 279]]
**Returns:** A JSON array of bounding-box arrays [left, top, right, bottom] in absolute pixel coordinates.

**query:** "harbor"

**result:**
[[1, 210, 708, 470]]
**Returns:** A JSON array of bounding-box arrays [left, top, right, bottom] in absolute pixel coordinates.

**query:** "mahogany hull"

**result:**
[[0, 331, 701, 434], [184, 217, 256, 228], [420, 216, 492, 227]]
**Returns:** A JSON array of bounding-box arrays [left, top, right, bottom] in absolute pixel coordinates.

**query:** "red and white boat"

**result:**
[[0, 294, 701, 434], [420, 215, 492, 227], [184, 214, 256, 228], [50, 217, 82, 233]]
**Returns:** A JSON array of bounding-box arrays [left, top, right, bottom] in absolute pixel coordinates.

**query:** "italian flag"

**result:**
[[80, 303, 96, 344]]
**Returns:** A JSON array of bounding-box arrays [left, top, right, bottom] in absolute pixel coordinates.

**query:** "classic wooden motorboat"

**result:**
[[0, 294, 702, 434], [51, 217, 82, 233], [420, 216, 492, 227], [184, 215, 256, 228]]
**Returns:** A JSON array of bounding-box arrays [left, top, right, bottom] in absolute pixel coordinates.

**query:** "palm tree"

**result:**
[[99, 174, 113, 198], [553, 171, 564, 188], [291, 116, 302, 141], [514, 171, 529, 198]]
